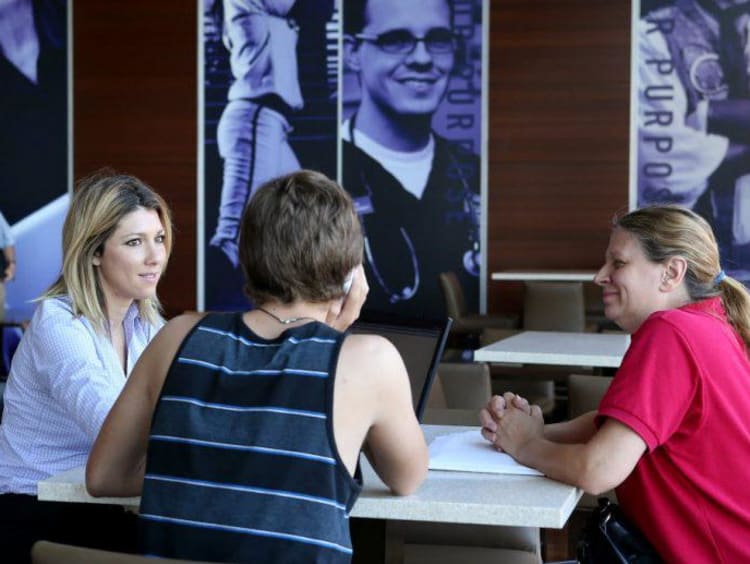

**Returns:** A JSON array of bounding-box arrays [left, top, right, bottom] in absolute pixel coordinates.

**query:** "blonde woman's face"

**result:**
[[93, 207, 167, 311]]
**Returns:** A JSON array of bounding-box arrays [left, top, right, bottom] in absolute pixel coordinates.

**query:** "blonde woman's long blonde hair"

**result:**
[[42, 170, 173, 332], [616, 205, 750, 351]]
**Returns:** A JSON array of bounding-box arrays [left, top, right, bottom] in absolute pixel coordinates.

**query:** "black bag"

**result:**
[[577, 498, 662, 563]]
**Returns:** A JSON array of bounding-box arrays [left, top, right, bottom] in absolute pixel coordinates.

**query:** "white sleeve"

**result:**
[[32, 315, 122, 441]]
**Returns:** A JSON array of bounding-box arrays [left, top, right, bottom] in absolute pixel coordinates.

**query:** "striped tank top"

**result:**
[[138, 312, 362, 562]]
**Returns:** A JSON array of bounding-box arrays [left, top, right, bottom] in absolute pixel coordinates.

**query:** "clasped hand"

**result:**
[[479, 392, 545, 458]]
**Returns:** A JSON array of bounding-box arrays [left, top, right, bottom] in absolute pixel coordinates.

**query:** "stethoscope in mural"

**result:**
[[347, 115, 480, 304]]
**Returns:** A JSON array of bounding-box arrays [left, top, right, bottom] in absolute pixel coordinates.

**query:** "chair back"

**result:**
[[397, 521, 541, 564], [583, 281, 604, 316], [437, 362, 492, 409], [31, 541, 211, 564], [523, 281, 585, 332], [567, 373, 613, 418], [438, 272, 466, 319]]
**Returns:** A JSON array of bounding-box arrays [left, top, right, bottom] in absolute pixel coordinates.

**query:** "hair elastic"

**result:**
[[714, 270, 727, 285]]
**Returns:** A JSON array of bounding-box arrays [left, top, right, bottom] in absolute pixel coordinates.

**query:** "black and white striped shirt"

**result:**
[[139, 312, 361, 563]]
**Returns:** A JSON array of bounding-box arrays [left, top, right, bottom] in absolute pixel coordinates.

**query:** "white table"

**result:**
[[38, 425, 581, 530], [473, 330, 630, 368], [491, 270, 597, 282]]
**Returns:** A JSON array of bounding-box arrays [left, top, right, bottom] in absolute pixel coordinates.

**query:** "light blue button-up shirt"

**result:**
[[0, 296, 163, 494]]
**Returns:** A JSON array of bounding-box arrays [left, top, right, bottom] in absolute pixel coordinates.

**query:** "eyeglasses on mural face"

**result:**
[[356, 27, 457, 55]]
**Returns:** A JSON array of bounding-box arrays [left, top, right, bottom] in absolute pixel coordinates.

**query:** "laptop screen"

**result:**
[[350, 313, 452, 421]]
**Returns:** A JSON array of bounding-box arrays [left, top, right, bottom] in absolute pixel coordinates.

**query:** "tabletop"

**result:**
[[491, 270, 598, 282], [473, 330, 630, 368], [38, 425, 582, 529]]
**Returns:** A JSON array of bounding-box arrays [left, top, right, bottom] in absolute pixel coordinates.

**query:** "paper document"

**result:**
[[429, 429, 543, 476]]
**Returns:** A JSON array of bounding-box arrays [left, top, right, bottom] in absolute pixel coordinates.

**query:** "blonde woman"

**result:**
[[0, 171, 172, 561]]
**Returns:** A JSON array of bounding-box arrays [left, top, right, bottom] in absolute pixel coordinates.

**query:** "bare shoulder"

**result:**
[[137, 312, 206, 372], [341, 332, 397, 354], [337, 333, 408, 398], [340, 333, 403, 372], [128, 313, 207, 400], [155, 312, 206, 348], [168, 311, 206, 329]]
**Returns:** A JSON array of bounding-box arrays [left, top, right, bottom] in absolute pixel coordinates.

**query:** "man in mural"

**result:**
[[342, 0, 481, 319], [638, 0, 750, 275], [208, 0, 334, 269], [207, 0, 304, 268]]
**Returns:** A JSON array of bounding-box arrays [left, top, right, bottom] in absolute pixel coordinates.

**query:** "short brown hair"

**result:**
[[239, 170, 363, 305]]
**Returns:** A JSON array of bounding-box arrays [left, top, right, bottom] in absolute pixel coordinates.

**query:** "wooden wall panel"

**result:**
[[73, 1, 632, 317], [73, 1, 198, 318], [487, 0, 631, 312]]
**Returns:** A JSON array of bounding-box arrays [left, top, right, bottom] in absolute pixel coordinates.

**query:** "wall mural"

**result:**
[[633, 0, 750, 280], [0, 0, 69, 322], [200, 0, 487, 319]]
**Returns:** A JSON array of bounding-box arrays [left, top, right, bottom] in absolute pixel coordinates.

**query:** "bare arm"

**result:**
[[334, 335, 428, 496], [544, 411, 598, 443], [480, 394, 643, 494], [86, 313, 203, 497], [489, 404, 645, 494], [364, 343, 428, 495], [480, 394, 598, 444], [507, 416, 645, 494]]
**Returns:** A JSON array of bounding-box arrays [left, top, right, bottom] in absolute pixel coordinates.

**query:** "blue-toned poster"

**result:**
[[199, 0, 487, 317], [200, 0, 340, 310], [633, 0, 750, 280], [340, 0, 485, 319], [0, 0, 69, 322]]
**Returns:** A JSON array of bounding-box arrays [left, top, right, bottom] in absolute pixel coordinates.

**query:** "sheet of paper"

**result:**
[[429, 429, 543, 476]]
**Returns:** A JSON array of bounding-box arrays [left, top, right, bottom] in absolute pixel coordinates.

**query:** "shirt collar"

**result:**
[[123, 301, 142, 329], [679, 296, 725, 318]]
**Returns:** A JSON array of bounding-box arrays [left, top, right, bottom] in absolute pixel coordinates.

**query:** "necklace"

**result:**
[[256, 306, 316, 325]]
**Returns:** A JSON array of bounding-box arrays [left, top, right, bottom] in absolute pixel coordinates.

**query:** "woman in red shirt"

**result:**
[[481, 205, 750, 562]]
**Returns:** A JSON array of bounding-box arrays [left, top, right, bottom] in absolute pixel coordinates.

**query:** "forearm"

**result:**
[[86, 393, 152, 497], [366, 427, 428, 496], [86, 433, 148, 497], [512, 437, 606, 494], [512, 418, 646, 495], [544, 411, 597, 444]]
